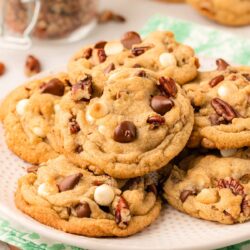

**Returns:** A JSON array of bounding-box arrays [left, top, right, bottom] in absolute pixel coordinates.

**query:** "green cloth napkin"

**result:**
[[1, 15, 250, 250]]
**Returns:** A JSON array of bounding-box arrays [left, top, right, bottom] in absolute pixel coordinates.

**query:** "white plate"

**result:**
[[0, 57, 247, 250]]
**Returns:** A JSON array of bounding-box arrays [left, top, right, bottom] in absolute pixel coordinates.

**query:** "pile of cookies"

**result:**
[[163, 0, 250, 27], [1, 30, 250, 238]]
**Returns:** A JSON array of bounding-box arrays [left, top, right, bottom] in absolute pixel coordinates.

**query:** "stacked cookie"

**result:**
[[2, 30, 250, 237]]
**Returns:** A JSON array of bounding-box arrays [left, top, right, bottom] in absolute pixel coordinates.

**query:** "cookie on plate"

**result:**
[[1, 73, 71, 164], [68, 30, 199, 90], [54, 68, 194, 179], [164, 154, 250, 224], [187, 0, 250, 26], [183, 60, 250, 150], [16, 156, 161, 237]]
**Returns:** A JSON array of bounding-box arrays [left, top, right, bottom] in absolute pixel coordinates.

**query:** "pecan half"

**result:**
[[211, 98, 237, 122], [131, 46, 151, 56], [158, 77, 177, 97], [209, 75, 224, 87], [25, 55, 41, 77], [147, 115, 165, 129], [242, 73, 250, 81], [97, 49, 107, 63], [241, 195, 250, 216], [209, 113, 227, 125], [71, 75, 93, 101], [217, 177, 244, 196], [216, 58, 229, 71], [69, 116, 80, 134], [115, 196, 131, 228], [0, 62, 5, 76]]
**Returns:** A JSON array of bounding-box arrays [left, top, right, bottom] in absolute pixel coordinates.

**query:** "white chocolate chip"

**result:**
[[98, 125, 106, 135], [94, 184, 115, 206], [54, 104, 60, 113], [104, 42, 124, 56], [37, 183, 58, 197], [32, 127, 46, 138], [220, 149, 238, 157], [86, 102, 109, 123], [16, 99, 29, 116], [159, 52, 177, 67], [217, 83, 238, 99]]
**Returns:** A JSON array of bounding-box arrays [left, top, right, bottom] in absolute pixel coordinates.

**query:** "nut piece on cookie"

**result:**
[[164, 155, 250, 224], [68, 31, 199, 89], [15, 156, 161, 237], [25, 55, 41, 77]]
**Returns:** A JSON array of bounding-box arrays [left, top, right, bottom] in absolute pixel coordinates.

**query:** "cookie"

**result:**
[[54, 67, 194, 178], [187, 0, 250, 26], [15, 155, 161, 237], [164, 154, 250, 224], [183, 60, 250, 150], [68, 31, 199, 90], [1, 73, 71, 164]]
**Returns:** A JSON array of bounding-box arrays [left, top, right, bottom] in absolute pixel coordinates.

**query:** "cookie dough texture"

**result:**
[[164, 155, 250, 224], [68, 31, 199, 89], [15, 156, 161, 237], [184, 66, 250, 149], [54, 68, 194, 179], [0, 73, 70, 164], [187, 0, 250, 26]]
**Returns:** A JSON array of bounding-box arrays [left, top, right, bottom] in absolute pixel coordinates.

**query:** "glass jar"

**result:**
[[0, 0, 99, 49]]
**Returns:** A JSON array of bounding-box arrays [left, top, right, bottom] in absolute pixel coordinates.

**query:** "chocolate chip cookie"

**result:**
[[15, 156, 161, 237], [68, 31, 199, 91], [187, 0, 250, 26], [164, 154, 250, 224], [0, 73, 71, 164], [183, 60, 250, 150], [54, 67, 194, 178]]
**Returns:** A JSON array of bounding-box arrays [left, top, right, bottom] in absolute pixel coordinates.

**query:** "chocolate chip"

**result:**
[[211, 98, 237, 122], [75, 202, 91, 218], [58, 173, 83, 192], [40, 78, 65, 96], [180, 190, 195, 202], [216, 58, 229, 71], [150, 96, 174, 115], [25, 55, 41, 77], [69, 116, 80, 134], [97, 49, 107, 63], [121, 31, 142, 49], [75, 145, 83, 153], [114, 121, 137, 143], [131, 46, 151, 56], [0, 62, 5, 76], [158, 77, 177, 97], [94, 41, 107, 49], [135, 70, 147, 77], [82, 48, 92, 59], [71, 75, 93, 101], [104, 63, 115, 74], [26, 165, 39, 173], [209, 75, 224, 87], [147, 115, 165, 129]]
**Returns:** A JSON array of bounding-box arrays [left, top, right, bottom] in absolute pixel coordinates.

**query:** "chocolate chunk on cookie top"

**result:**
[[164, 155, 250, 224], [54, 68, 194, 178], [15, 156, 161, 237], [184, 64, 250, 149]]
